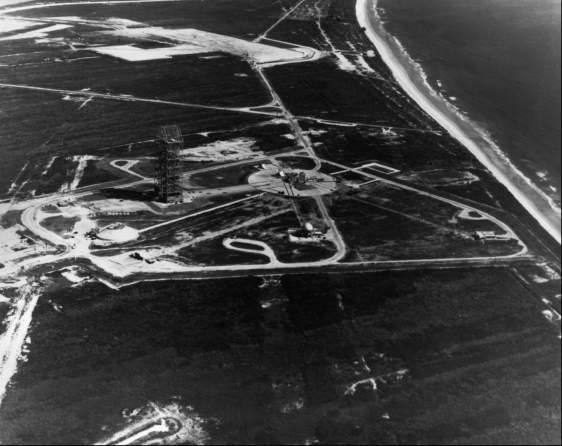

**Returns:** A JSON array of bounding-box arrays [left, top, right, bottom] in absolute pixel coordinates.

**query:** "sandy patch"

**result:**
[[89, 198, 152, 214], [96, 401, 210, 445], [0, 17, 37, 34], [70, 155, 100, 190], [0, 23, 71, 40], [90, 25, 314, 64], [61, 265, 89, 284], [180, 137, 261, 162], [97, 223, 139, 244], [0, 282, 40, 405]]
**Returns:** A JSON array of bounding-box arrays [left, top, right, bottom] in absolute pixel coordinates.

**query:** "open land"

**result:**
[[0, 0, 560, 444]]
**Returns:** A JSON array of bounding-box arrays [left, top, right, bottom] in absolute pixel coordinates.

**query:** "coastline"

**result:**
[[356, 0, 561, 245]]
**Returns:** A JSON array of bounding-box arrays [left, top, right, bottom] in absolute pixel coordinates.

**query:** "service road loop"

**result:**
[[356, 0, 561, 245]]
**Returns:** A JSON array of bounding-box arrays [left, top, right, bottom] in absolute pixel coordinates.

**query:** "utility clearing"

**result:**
[[96, 26, 319, 64]]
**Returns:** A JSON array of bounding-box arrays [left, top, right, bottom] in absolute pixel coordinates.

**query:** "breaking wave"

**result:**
[[357, 0, 561, 243]]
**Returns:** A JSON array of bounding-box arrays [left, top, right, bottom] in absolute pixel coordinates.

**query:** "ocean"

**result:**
[[377, 0, 561, 209]]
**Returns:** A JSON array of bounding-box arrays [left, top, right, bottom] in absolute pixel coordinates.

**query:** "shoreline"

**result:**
[[356, 0, 561, 244]]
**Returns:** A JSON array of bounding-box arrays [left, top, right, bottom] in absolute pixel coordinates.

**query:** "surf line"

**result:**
[[356, 0, 561, 244]]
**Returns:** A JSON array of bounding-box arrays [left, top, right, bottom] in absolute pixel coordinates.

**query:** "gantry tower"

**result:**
[[155, 125, 183, 203]]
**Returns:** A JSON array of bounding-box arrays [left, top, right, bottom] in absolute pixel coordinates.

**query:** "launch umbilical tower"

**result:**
[[155, 125, 183, 203]]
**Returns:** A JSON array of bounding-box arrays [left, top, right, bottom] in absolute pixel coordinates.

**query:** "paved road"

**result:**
[[0, 82, 278, 117], [253, 64, 348, 261], [254, 0, 309, 42], [0, 0, 542, 287], [139, 193, 263, 233], [89, 254, 537, 290], [320, 157, 528, 257]]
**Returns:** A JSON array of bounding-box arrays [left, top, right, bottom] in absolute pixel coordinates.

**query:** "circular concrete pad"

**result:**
[[248, 166, 337, 197], [98, 223, 139, 244]]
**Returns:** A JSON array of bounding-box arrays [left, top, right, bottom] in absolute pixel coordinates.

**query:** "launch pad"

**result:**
[[247, 165, 338, 197]]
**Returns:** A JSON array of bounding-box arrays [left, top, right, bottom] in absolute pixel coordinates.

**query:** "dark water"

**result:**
[[378, 0, 561, 203]]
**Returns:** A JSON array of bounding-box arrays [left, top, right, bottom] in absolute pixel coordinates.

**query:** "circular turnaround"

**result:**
[[97, 223, 139, 244], [248, 166, 338, 197]]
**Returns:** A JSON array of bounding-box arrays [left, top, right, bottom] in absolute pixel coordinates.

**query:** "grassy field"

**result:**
[[177, 237, 269, 266], [1, 54, 270, 108], [232, 210, 338, 263]]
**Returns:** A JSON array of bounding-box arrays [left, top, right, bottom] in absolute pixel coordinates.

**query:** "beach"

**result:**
[[356, 0, 561, 244], [0, 0, 34, 7]]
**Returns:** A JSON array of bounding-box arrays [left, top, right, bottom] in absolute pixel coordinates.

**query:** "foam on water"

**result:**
[[357, 0, 561, 244]]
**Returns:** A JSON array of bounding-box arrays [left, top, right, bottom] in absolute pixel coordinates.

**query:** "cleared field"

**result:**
[[177, 237, 269, 266], [17, 0, 285, 38], [231, 210, 338, 263], [188, 162, 263, 189], [120, 194, 287, 250], [77, 159, 123, 189], [40, 215, 79, 236], [328, 193, 523, 261]]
